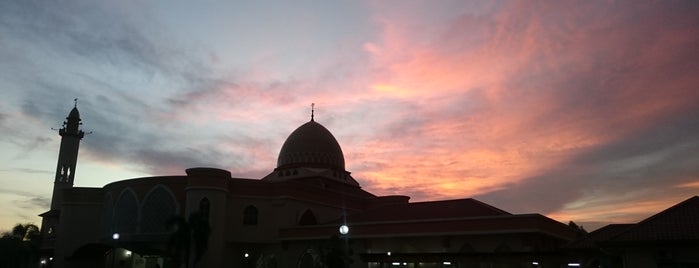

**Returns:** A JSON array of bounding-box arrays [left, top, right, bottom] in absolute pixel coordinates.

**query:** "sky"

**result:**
[[1, 0, 698, 232]]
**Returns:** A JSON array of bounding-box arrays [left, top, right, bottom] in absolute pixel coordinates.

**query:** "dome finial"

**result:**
[[311, 103, 315, 121], [74, 98, 78, 108]]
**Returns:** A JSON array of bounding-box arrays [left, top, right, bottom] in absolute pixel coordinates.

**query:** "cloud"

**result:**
[[5, 168, 52, 175], [352, 0, 699, 224], [14, 196, 51, 211], [477, 104, 699, 217], [1, 0, 698, 229], [0, 188, 51, 225]]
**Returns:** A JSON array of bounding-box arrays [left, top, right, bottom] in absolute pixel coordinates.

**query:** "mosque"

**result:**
[[38, 103, 579, 268]]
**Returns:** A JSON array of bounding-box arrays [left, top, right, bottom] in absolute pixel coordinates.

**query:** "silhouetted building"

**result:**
[[40, 104, 579, 268], [39, 100, 85, 265], [566, 196, 699, 268]]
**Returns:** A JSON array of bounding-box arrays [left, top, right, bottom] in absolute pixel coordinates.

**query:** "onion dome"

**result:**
[[68, 106, 80, 119], [276, 120, 345, 171]]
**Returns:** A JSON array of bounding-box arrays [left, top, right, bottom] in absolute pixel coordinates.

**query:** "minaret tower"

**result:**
[[50, 99, 85, 209], [40, 99, 85, 250]]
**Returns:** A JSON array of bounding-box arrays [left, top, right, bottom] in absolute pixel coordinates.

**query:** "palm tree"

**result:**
[[0, 223, 41, 268], [166, 211, 210, 268], [167, 216, 190, 268], [188, 211, 210, 266]]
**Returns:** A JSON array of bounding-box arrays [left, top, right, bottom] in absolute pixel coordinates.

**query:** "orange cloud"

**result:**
[[353, 0, 699, 226]]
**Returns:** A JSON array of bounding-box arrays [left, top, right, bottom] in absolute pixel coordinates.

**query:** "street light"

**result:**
[[339, 224, 350, 267], [339, 224, 349, 235], [112, 233, 120, 268]]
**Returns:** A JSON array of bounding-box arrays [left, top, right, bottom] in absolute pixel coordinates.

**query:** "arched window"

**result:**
[[243, 206, 258, 225], [141, 186, 177, 233], [114, 189, 138, 233], [299, 209, 317, 225], [102, 193, 113, 236], [199, 198, 210, 219], [297, 249, 317, 268]]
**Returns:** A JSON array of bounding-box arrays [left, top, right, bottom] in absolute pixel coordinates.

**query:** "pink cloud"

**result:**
[[351, 0, 699, 225]]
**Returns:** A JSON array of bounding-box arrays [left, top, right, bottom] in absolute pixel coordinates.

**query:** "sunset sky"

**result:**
[[1, 0, 698, 232]]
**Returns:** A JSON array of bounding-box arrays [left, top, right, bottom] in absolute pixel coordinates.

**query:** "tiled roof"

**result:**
[[342, 198, 511, 223], [610, 196, 699, 242], [281, 213, 576, 240], [280, 198, 579, 241], [565, 224, 633, 249]]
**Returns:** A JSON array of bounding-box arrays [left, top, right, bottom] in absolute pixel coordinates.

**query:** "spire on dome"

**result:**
[[311, 103, 315, 122]]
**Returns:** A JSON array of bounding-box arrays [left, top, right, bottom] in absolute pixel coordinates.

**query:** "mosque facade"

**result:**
[[39, 104, 578, 268]]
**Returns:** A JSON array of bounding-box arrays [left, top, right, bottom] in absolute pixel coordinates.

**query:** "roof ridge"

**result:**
[[633, 195, 698, 225], [608, 195, 699, 241], [403, 198, 511, 215]]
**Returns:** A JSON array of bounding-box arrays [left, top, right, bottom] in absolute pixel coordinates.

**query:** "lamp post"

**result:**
[[339, 224, 350, 268], [112, 233, 120, 268]]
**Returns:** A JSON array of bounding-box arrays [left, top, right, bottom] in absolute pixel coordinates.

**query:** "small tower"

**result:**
[[40, 100, 85, 257]]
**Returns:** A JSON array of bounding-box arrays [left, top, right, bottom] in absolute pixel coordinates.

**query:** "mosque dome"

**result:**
[[277, 120, 345, 170]]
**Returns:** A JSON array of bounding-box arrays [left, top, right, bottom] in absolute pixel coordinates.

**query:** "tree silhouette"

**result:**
[[568, 221, 588, 238], [318, 235, 353, 268], [167, 211, 211, 268], [0, 223, 41, 268]]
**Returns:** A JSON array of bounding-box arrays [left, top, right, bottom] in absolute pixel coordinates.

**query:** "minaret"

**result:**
[[40, 100, 85, 254], [49, 99, 85, 209]]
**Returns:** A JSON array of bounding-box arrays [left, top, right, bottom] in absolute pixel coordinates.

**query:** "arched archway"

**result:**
[[299, 209, 317, 225], [141, 185, 177, 233], [114, 189, 138, 233]]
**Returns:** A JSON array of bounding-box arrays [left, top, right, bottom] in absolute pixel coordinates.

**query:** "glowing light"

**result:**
[[244, 253, 249, 258], [568, 263, 581, 267], [112, 233, 120, 240], [443, 262, 452, 265], [339, 224, 349, 235], [125, 250, 131, 257], [387, 251, 391, 256]]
